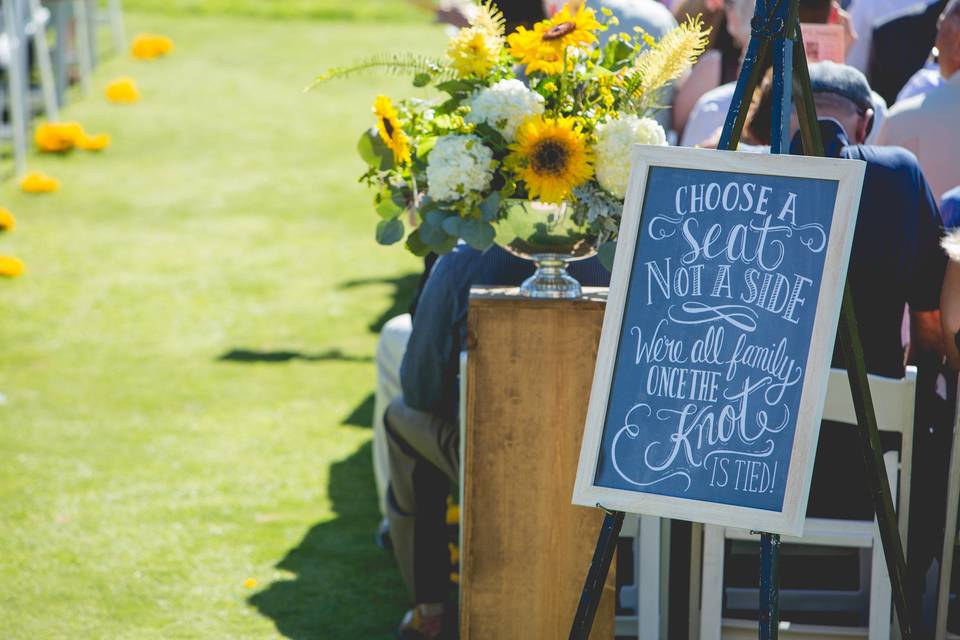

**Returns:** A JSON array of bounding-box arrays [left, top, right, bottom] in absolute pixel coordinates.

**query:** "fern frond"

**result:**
[[309, 52, 455, 90]]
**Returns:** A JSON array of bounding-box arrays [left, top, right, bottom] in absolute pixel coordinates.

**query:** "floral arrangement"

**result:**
[[316, 2, 708, 261]]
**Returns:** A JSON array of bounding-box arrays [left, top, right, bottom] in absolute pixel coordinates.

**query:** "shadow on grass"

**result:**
[[249, 440, 406, 639], [342, 393, 375, 428], [339, 272, 421, 333], [218, 348, 373, 363]]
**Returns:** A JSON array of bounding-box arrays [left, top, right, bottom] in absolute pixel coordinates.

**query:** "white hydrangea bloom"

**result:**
[[595, 116, 668, 199], [466, 79, 545, 142], [426, 134, 495, 202]]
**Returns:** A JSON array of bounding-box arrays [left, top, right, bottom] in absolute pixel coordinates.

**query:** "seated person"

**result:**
[[384, 243, 609, 639], [790, 61, 946, 629]]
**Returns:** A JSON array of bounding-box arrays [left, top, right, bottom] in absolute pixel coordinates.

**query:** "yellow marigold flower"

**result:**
[[131, 33, 174, 60], [34, 122, 77, 153], [105, 77, 140, 104], [507, 4, 601, 75], [20, 171, 60, 194], [0, 208, 15, 232], [0, 256, 25, 277], [447, 27, 499, 78], [243, 578, 257, 589], [372, 95, 411, 165], [76, 133, 111, 152], [508, 115, 592, 204]]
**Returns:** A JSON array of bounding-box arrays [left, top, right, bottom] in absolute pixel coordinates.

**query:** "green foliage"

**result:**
[[310, 52, 455, 89], [598, 240, 617, 271], [375, 218, 405, 244]]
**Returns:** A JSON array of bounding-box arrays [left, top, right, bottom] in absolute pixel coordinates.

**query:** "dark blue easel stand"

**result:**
[[569, 0, 914, 637]]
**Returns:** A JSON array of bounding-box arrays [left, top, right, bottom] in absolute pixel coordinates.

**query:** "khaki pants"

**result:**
[[373, 314, 412, 517], [384, 397, 459, 604]]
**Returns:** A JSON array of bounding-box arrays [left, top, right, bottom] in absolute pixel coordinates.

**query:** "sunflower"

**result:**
[[509, 116, 593, 203], [372, 95, 411, 165], [506, 4, 601, 75]]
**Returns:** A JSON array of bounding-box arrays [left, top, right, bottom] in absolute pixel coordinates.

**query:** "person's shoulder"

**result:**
[[426, 243, 483, 290], [859, 143, 921, 171]]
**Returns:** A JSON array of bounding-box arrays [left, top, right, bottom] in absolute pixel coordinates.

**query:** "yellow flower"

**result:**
[[508, 115, 592, 203], [507, 4, 601, 75], [105, 77, 140, 104], [20, 171, 60, 194], [447, 27, 499, 78], [76, 133, 111, 152], [243, 578, 257, 589], [0, 256, 25, 277], [623, 16, 710, 110], [131, 33, 174, 60], [373, 95, 411, 165], [446, 1, 505, 78], [34, 122, 78, 153], [0, 208, 15, 232]]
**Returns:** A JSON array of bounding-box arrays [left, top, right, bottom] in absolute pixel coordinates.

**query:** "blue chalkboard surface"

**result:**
[[574, 147, 864, 535]]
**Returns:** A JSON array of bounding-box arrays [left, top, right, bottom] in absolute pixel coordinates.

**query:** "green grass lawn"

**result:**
[[0, 8, 445, 638], [122, 0, 429, 22]]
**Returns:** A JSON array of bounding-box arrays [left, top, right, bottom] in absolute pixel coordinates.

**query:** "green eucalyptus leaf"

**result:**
[[375, 190, 404, 220], [478, 192, 501, 222], [417, 136, 438, 159], [598, 241, 617, 271], [376, 218, 405, 245], [472, 122, 507, 148], [413, 72, 432, 87], [461, 219, 496, 251], [419, 214, 451, 246], [435, 80, 472, 96], [441, 216, 464, 237], [357, 128, 392, 168], [405, 229, 432, 257]]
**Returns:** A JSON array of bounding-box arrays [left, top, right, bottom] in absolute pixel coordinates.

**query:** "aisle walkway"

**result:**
[[0, 10, 443, 638]]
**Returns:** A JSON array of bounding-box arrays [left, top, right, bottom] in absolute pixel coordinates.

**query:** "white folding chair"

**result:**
[[1, 0, 30, 175], [698, 366, 917, 640], [616, 514, 671, 639], [100, 0, 125, 54], [936, 378, 960, 640]]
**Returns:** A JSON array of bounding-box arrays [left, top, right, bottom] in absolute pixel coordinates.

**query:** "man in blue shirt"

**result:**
[[384, 244, 609, 638], [790, 62, 946, 630]]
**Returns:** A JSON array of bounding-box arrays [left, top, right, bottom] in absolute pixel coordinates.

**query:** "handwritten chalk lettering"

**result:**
[[589, 158, 855, 520]]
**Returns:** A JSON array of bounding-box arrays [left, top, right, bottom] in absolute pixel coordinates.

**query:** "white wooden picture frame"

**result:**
[[573, 145, 865, 536]]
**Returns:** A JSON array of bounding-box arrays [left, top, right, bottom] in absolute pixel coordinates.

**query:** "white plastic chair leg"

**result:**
[[638, 515, 662, 640], [71, 0, 92, 94], [29, 0, 59, 120], [699, 525, 724, 640], [107, 0, 125, 53], [4, 0, 29, 176], [868, 450, 899, 640]]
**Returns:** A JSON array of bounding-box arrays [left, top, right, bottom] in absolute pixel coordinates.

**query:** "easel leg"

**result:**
[[759, 533, 780, 640], [568, 510, 624, 640]]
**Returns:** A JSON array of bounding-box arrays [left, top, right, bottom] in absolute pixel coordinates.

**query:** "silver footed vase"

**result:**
[[493, 199, 601, 299]]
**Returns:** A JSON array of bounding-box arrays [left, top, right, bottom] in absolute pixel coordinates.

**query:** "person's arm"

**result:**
[[907, 166, 948, 359], [940, 261, 960, 369], [672, 51, 721, 136]]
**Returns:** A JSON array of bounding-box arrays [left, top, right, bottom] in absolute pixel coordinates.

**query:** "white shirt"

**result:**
[[895, 63, 944, 104]]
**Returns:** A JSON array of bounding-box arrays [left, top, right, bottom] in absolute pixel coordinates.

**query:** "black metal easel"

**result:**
[[568, 0, 914, 636]]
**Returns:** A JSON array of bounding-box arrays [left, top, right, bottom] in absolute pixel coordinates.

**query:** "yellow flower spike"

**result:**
[[372, 95, 411, 165], [243, 578, 257, 589], [0, 256, 25, 277], [20, 171, 60, 194], [507, 115, 593, 204], [76, 133, 111, 152], [0, 208, 15, 232], [105, 77, 140, 104]]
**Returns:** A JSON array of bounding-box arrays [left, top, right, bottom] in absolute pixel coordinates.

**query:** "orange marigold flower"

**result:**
[[76, 133, 111, 151], [131, 33, 174, 60], [0, 256, 25, 277], [20, 171, 60, 194], [35, 123, 75, 153], [0, 208, 15, 232], [105, 77, 140, 104]]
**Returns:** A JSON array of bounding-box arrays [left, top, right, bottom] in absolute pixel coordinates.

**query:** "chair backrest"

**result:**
[[821, 366, 918, 435]]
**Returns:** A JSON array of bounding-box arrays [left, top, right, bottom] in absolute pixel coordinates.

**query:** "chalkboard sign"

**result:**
[[574, 146, 865, 536]]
